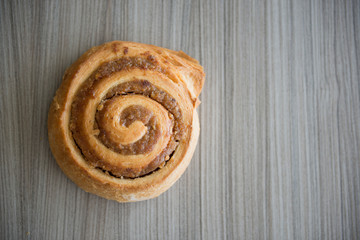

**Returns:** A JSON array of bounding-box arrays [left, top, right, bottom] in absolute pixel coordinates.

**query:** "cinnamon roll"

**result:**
[[48, 41, 204, 202]]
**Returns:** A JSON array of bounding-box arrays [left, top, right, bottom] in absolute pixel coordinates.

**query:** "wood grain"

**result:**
[[1, 0, 359, 239]]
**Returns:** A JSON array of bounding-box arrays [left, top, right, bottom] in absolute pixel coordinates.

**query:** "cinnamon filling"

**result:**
[[70, 57, 187, 178]]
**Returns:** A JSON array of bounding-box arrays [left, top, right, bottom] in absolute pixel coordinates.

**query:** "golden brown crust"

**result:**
[[47, 41, 204, 202]]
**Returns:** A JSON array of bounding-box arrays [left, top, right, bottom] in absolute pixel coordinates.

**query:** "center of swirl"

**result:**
[[95, 95, 172, 155]]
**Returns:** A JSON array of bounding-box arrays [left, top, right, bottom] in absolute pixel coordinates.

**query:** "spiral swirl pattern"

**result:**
[[48, 41, 204, 201], [70, 72, 184, 178]]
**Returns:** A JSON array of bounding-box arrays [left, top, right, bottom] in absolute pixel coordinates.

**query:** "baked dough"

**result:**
[[48, 41, 205, 202]]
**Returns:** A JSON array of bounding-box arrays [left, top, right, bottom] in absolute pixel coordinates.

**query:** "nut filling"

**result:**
[[70, 57, 187, 178]]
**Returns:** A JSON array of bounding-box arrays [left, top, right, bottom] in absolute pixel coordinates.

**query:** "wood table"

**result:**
[[1, 0, 359, 239]]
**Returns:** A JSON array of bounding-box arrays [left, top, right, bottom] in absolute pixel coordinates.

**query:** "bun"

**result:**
[[48, 41, 205, 202]]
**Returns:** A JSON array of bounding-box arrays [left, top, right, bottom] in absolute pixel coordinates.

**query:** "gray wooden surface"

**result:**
[[1, 0, 360, 239]]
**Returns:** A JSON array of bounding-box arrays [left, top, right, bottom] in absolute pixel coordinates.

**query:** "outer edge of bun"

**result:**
[[105, 41, 205, 102], [48, 41, 203, 202]]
